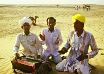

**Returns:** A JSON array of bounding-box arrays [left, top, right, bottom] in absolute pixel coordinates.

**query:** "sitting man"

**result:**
[[56, 14, 98, 74], [13, 17, 42, 59], [39, 17, 63, 64]]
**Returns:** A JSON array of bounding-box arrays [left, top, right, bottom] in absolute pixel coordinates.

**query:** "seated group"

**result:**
[[13, 14, 98, 74]]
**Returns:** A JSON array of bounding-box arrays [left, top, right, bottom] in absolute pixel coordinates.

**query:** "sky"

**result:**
[[0, 0, 104, 5]]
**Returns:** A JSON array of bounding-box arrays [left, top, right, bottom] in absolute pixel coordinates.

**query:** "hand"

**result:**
[[39, 34, 45, 41], [61, 56, 66, 60], [37, 55, 41, 59], [15, 53, 20, 60], [76, 54, 88, 61], [55, 38, 59, 44], [58, 47, 67, 54]]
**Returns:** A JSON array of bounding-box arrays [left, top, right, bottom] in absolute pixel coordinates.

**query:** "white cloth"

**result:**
[[56, 59, 90, 74], [19, 17, 32, 26], [13, 32, 43, 57], [66, 31, 98, 59], [41, 28, 63, 56]]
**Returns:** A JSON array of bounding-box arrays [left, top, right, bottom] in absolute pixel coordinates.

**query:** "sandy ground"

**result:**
[[0, 5, 104, 74], [0, 29, 104, 74]]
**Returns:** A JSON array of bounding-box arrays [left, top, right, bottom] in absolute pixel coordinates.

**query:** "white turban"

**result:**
[[19, 17, 32, 26]]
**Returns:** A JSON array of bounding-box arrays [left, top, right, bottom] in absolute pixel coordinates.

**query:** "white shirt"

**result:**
[[13, 32, 42, 57], [65, 31, 98, 65], [41, 28, 63, 56]]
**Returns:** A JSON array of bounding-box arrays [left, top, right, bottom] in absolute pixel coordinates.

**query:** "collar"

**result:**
[[81, 30, 85, 38], [74, 30, 85, 38], [48, 28, 55, 33], [22, 32, 32, 36]]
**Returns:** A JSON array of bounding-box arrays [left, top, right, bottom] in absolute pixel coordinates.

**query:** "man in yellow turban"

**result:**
[[56, 14, 98, 74]]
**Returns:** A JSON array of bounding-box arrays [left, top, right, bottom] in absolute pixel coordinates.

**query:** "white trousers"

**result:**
[[56, 59, 90, 74]]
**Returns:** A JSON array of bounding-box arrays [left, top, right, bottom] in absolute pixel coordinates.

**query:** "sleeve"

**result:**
[[88, 34, 98, 58], [35, 35, 43, 55], [13, 35, 20, 53], [57, 29, 63, 45], [64, 31, 74, 50], [40, 29, 45, 45], [64, 32, 71, 50]]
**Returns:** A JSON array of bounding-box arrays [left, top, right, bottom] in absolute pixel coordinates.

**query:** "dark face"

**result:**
[[21, 22, 31, 33], [47, 19, 56, 30], [74, 20, 84, 33]]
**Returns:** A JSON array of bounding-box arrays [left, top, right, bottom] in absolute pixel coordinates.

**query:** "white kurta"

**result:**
[[41, 28, 63, 56], [13, 32, 42, 57], [56, 31, 98, 74]]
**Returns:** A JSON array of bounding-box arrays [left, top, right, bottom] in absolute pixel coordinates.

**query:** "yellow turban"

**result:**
[[72, 14, 85, 23]]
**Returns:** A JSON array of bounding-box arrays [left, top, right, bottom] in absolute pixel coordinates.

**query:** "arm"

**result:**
[[64, 39, 71, 50], [63, 31, 72, 50], [13, 35, 21, 59], [13, 35, 20, 54], [76, 34, 98, 61], [59, 39, 71, 54], [35, 35, 43, 56], [55, 29, 63, 45], [59, 32, 71, 54], [64, 31, 74, 50], [88, 34, 98, 59], [39, 29, 46, 45], [39, 30, 45, 41]]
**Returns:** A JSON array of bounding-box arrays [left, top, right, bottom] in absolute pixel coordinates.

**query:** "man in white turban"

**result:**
[[56, 14, 98, 74], [13, 17, 42, 59]]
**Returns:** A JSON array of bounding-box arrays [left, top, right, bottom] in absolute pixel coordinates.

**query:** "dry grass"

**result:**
[[0, 4, 104, 74]]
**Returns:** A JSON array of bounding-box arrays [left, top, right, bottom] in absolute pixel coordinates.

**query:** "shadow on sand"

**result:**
[[91, 65, 104, 74], [0, 58, 4, 59]]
